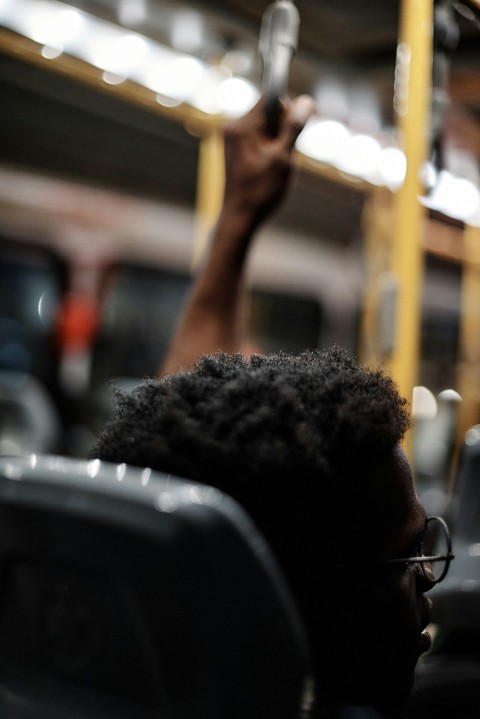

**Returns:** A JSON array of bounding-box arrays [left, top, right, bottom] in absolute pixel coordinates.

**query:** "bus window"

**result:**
[[248, 289, 323, 355], [92, 262, 191, 383], [93, 265, 324, 379], [420, 254, 461, 393], [0, 242, 64, 389]]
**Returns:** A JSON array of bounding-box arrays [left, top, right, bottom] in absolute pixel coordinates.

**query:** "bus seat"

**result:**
[[410, 655, 480, 719], [0, 455, 311, 719], [0, 371, 61, 455], [410, 429, 480, 719], [430, 429, 480, 632]]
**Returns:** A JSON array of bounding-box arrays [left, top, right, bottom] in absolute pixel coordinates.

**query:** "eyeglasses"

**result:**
[[333, 516, 455, 585]]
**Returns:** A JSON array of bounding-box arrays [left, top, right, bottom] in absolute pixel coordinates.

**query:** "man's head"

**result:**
[[90, 348, 431, 715]]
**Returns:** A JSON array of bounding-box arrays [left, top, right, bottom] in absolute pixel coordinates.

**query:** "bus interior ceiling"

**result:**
[[0, 0, 479, 457]]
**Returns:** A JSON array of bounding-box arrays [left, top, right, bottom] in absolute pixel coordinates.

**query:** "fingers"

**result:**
[[277, 94, 316, 149], [227, 94, 315, 148], [227, 96, 268, 137]]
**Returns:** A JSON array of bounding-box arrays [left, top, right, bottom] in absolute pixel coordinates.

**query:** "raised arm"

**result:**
[[159, 94, 315, 376]]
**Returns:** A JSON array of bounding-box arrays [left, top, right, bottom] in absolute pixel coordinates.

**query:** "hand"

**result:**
[[222, 94, 316, 228], [158, 95, 315, 376]]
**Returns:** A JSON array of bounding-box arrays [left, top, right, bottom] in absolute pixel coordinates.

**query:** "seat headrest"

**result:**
[[430, 436, 480, 630], [0, 455, 311, 719]]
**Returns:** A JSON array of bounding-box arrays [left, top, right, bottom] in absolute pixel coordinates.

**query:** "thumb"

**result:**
[[278, 95, 316, 149]]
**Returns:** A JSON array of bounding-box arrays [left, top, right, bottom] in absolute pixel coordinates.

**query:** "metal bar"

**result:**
[[389, 0, 434, 408], [191, 130, 225, 269]]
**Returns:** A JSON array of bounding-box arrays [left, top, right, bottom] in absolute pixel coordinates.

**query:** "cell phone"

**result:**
[[259, 0, 300, 135]]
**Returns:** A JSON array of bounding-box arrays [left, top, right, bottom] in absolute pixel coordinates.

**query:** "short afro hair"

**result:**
[[90, 347, 409, 567]]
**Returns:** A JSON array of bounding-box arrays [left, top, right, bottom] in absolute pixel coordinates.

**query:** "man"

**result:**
[[91, 98, 443, 717]]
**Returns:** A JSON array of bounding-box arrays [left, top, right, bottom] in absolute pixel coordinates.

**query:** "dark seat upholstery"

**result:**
[[0, 455, 310, 719], [429, 431, 480, 631], [409, 431, 480, 719]]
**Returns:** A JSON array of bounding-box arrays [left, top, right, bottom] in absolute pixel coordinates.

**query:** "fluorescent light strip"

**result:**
[[1, 0, 479, 217], [0, 0, 259, 117]]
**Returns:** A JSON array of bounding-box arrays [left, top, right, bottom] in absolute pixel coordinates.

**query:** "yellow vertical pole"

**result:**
[[192, 129, 225, 268], [389, 0, 433, 407], [360, 187, 395, 367]]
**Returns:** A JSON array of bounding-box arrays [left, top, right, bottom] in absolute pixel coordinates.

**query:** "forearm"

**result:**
[[158, 94, 315, 377], [159, 204, 257, 376]]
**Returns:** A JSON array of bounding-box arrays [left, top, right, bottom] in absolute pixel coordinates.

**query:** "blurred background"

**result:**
[[0, 0, 478, 477], [1, 2, 480, 714]]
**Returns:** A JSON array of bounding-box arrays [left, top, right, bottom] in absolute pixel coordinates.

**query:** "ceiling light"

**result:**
[[156, 94, 183, 108], [88, 31, 148, 75], [154, 56, 205, 103], [425, 171, 480, 221], [84, 23, 127, 70], [42, 46, 63, 59], [296, 119, 349, 165], [217, 77, 259, 118], [191, 65, 231, 115], [337, 134, 381, 179], [15, 1, 62, 46], [377, 147, 407, 189], [103, 71, 126, 85], [9, 1, 86, 52], [133, 44, 178, 90]]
